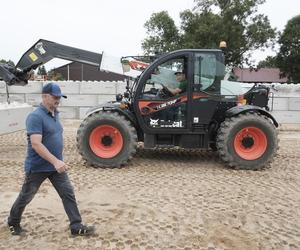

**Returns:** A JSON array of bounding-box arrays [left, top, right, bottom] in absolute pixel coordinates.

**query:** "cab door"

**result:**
[[190, 52, 224, 130], [134, 52, 192, 134]]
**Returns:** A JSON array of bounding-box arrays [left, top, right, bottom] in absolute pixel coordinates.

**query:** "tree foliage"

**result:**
[[276, 15, 300, 83], [37, 65, 47, 76], [142, 11, 180, 55], [0, 59, 15, 66], [48, 70, 64, 81], [257, 56, 277, 68], [142, 0, 276, 66]]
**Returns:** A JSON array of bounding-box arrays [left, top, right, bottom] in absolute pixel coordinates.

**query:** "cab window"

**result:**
[[194, 53, 217, 92], [141, 58, 186, 99]]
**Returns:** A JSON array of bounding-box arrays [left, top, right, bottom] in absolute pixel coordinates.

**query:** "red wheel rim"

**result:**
[[233, 127, 267, 160], [89, 125, 123, 158]]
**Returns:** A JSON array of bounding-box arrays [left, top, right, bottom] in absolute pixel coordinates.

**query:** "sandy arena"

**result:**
[[0, 120, 299, 250]]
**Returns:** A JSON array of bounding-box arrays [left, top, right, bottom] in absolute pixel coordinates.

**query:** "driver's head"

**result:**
[[174, 71, 186, 82]]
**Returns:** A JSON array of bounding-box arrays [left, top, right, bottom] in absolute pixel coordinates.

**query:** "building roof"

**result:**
[[52, 62, 126, 81], [233, 68, 288, 83]]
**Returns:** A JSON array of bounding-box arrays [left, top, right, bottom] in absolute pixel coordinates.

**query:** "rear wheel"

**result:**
[[216, 113, 278, 170], [76, 111, 137, 168]]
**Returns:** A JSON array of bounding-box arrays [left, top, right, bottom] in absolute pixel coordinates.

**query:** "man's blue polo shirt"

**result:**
[[24, 104, 63, 173]]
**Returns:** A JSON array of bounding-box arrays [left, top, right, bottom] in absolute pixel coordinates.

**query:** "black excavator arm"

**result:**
[[0, 39, 102, 86]]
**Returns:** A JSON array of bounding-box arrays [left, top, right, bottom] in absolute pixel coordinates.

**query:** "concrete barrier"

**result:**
[[116, 81, 128, 94], [80, 81, 117, 95], [0, 103, 33, 135], [61, 94, 98, 107], [271, 111, 300, 123], [289, 98, 300, 111], [79, 107, 92, 119], [0, 80, 299, 122], [26, 94, 42, 105], [8, 81, 43, 94], [0, 82, 7, 94], [58, 107, 77, 119], [97, 94, 115, 104], [271, 97, 289, 111], [0, 94, 26, 103], [51, 81, 81, 94]]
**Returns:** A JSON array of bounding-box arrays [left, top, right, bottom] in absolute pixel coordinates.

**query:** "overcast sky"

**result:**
[[0, 0, 299, 69]]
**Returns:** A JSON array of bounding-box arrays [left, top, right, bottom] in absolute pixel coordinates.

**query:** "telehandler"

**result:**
[[0, 39, 278, 170]]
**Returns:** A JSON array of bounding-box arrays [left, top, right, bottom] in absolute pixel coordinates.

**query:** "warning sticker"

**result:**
[[29, 52, 38, 62]]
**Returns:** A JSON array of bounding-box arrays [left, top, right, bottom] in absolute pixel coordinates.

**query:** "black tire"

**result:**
[[216, 113, 278, 170], [76, 111, 137, 168]]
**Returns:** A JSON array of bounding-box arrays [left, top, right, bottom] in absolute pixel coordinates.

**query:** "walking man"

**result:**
[[8, 82, 95, 236]]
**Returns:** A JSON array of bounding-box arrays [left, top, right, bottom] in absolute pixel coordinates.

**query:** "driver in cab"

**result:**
[[168, 70, 187, 96]]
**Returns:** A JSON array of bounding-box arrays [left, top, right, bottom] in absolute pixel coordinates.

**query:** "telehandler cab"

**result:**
[[0, 39, 278, 170]]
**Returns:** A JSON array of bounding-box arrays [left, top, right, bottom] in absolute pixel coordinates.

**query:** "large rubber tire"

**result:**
[[76, 111, 137, 168], [216, 113, 278, 170]]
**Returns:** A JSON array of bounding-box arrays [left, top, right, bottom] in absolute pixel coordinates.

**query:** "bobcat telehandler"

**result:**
[[0, 39, 278, 170]]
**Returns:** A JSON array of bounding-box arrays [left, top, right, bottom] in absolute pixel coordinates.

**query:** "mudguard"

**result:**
[[85, 102, 138, 128], [226, 105, 278, 127]]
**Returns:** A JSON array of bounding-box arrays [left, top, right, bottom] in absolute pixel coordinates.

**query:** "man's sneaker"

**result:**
[[8, 224, 26, 236], [71, 225, 95, 236]]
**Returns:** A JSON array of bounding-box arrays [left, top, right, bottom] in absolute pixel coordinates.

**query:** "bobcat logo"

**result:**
[[150, 118, 159, 126], [35, 42, 46, 55]]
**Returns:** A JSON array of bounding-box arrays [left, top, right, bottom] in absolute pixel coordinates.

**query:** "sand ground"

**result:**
[[0, 120, 299, 250]]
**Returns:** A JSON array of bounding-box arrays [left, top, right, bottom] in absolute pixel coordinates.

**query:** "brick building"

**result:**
[[233, 68, 288, 83]]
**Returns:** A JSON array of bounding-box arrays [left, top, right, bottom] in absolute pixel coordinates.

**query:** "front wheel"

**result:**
[[76, 111, 137, 168], [216, 113, 278, 170]]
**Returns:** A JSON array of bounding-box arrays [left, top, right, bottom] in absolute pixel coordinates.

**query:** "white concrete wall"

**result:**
[[0, 81, 300, 123], [246, 83, 300, 123], [0, 104, 33, 135], [0, 80, 125, 119]]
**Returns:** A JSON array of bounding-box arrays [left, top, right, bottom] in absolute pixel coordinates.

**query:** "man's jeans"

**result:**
[[8, 171, 82, 230]]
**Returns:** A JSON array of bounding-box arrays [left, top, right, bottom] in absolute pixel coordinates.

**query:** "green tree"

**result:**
[[37, 65, 47, 76], [142, 0, 276, 66], [142, 11, 181, 55], [257, 56, 277, 68], [276, 15, 300, 83], [48, 70, 64, 81], [0, 59, 15, 66]]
